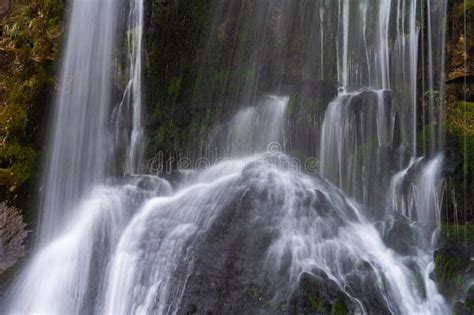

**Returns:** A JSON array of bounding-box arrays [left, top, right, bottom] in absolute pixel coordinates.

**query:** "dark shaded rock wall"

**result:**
[[443, 0, 474, 225], [435, 0, 474, 311]]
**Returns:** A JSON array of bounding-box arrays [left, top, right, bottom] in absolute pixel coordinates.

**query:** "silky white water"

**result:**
[[112, 0, 145, 174], [4, 0, 147, 311], [37, 0, 119, 244], [2, 0, 451, 314], [4, 94, 449, 314]]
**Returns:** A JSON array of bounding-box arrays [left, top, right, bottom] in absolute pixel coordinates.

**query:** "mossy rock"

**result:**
[[289, 272, 353, 315], [465, 285, 474, 311], [434, 244, 472, 299]]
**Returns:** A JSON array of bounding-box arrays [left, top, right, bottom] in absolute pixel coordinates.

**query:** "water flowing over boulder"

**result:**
[[3, 0, 472, 313]]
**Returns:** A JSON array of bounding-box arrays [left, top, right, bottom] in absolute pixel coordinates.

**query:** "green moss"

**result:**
[[0, 0, 64, 202], [465, 296, 474, 311], [307, 294, 318, 310], [435, 223, 474, 302], [287, 94, 298, 118], [168, 77, 183, 97], [153, 102, 162, 116], [236, 66, 257, 81], [434, 251, 470, 296], [445, 83, 474, 222], [247, 287, 263, 301], [435, 254, 464, 286], [462, 135, 474, 174], [455, 274, 465, 288], [215, 69, 231, 84], [157, 126, 166, 145], [441, 224, 474, 243], [459, 101, 474, 115], [307, 294, 331, 313], [302, 293, 349, 314], [0, 143, 36, 187], [144, 0, 216, 160], [458, 0, 474, 15], [332, 298, 348, 315], [417, 123, 441, 154], [205, 108, 215, 125]]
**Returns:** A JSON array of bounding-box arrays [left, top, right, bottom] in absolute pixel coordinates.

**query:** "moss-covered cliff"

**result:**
[[435, 1, 474, 312], [143, 0, 344, 166], [142, 0, 473, 219], [444, 0, 474, 224], [0, 0, 64, 283], [144, 0, 214, 165], [142, 1, 474, 309], [0, 0, 64, 216]]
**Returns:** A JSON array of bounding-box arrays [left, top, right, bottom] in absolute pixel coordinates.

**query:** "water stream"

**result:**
[[3, 0, 451, 314]]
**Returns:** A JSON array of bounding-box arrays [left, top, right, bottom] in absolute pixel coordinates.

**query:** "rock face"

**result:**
[[443, 0, 474, 224], [289, 272, 354, 315], [0, 0, 470, 311], [435, 1, 474, 308], [167, 169, 360, 315], [141, 0, 473, 310], [446, 1, 474, 82], [0, 203, 27, 273]]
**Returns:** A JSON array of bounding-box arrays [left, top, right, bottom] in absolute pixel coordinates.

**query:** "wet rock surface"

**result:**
[[169, 163, 393, 314], [0, 203, 27, 274], [434, 242, 474, 301]]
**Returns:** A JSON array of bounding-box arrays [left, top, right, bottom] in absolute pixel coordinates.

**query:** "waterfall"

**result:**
[[210, 95, 288, 157], [386, 155, 444, 242], [320, 90, 397, 205], [37, 0, 119, 244], [3, 0, 147, 312], [424, 0, 448, 155], [319, 0, 447, 211], [112, 0, 145, 174], [3, 0, 453, 314]]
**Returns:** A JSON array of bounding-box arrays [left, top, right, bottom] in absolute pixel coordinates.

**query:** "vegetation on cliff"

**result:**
[[0, 0, 472, 310], [0, 0, 63, 213], [443, 0, 473, 228], [436, 2, 474, 311], [444, 0, 474, 225]]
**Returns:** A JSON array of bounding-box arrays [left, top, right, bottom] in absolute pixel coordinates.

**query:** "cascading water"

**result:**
[[320, 90, 398, 205], [2, 0, 453, 314], [3, 0, 149, 312], [209, 95, 288, 157], [112, 0, 145, 174], [37, 0, 119, 244], [320, 0, 447, 216]]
